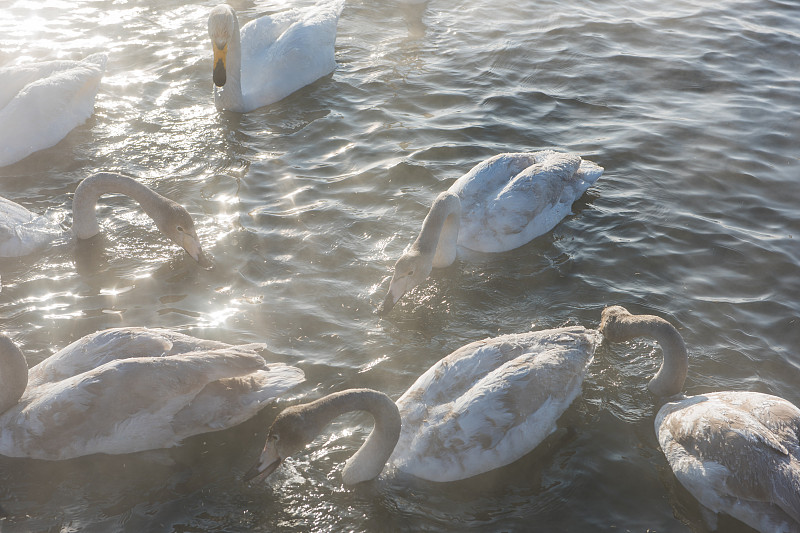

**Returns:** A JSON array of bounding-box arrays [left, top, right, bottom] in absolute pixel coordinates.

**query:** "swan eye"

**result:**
[[176, 225, 185, 233], [408, 270, 414, 276]]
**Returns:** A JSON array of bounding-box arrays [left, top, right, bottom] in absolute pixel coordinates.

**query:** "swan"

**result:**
[[0, 328, 305, 460], [0, 53, 106, 167], [599, 306, 800, 533], [378, 151, 603, 314], [207, 0, 345, 112], [245, 326, 600, 484], [0, 172, 212, 267]]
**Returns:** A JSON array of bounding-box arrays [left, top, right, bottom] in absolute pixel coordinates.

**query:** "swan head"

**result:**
[[377, 248, 434, 315], [208, 5, 237, 87], [0, 335, 29, 414], [244, 402, 329, 482], [245, 389, 400, 485], [599, 305, 688, 398], [598, 305, 635, 342], [152, 200, 213, 269]]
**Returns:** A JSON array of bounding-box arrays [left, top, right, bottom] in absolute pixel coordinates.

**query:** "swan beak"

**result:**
[[244, 440, 283, 482], [378, 274, 411, 315], [181, 234, 214, 269], [377, 290, 398, 316], [212, 43, 227, 87], [243, 457, 282, 482]]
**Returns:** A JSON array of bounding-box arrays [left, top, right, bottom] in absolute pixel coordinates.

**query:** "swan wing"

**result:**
[[26, 328, 237, 390], [657, 392, 800, 530], [453, 151, 602, 253], [240, 0, 344, 108], [447, 153, 539, 207], [0, 196, 62, 257], [1, 348, 303, 459], [0, 53, 106, 167], [391, 327, 598, 481], [171, 363, 304, 435], [240, 8, 301, 54]]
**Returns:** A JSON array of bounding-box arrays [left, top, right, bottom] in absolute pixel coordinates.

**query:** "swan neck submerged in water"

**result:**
[[599, 305, 688, 397], [247, 389, 401, 485], [72, 172, 211, 267], [208, 5, 246, 112], [0, 336, 28, 414], [378, 191, 461, 314]]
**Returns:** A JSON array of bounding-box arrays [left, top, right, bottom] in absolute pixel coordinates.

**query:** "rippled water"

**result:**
[[1, 0, 799, 531]]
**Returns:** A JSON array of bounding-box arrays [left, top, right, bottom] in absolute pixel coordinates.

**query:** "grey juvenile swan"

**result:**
[[246, 325, 600, 485], [0, 328, 304, 460], [600, 306, 800, 533], [378, 151, 603, 314], [0, 172, 211, 266]]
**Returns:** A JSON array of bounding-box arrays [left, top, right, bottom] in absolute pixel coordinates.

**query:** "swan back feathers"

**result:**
[[0, 329, 304, 459], [656, 391, 800, 528], [390, 326, 600, 481], [0, 53, 106, 167], [450, 151, 603, 253]]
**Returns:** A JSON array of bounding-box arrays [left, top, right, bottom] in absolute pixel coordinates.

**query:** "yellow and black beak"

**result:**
[[212, 43, 227, 87]]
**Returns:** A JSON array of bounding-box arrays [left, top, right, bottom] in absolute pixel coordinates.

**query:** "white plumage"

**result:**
[[388, 326, 599, 481], [379, 151, 603, 313], [247, 326, 600, 484], [657, 392, 800, 533], [0, 328, 304, 460], [0, 172, 211, 266], [0, 53, 106, 167], [451, 151, 603, 253], [600, 306, 800, 533], [0, 195, 64, 257], [207, 1, 345, 112]]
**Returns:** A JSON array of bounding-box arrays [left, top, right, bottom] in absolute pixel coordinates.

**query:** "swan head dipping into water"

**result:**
[[598, 305, 800, 533], [72, 172, 212, 268], [245, 389, 401, 485], [246, 325, 599, 485], [598, 305, 688, 397], [377, 151, 603, 315], [378, 191, 461, 314]]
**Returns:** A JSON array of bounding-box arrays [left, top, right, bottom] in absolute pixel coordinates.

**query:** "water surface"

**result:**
[[1, 0, 799, 531]]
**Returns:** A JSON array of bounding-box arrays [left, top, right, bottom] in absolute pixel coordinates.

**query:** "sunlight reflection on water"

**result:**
[[1, 0, 799, 531]]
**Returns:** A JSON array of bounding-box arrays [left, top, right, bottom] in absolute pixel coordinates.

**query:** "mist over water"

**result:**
[[1, 0, 799, 531]]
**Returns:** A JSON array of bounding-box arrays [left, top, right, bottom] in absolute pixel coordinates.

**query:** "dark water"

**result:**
[[1, 0, 799, 531]]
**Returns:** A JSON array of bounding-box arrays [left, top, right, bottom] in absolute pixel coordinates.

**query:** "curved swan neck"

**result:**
[[414, 191, 461, 268], [599, 306, 688, 397], [304, 389, 401, 485], [0, 335, 28, 414], [72, 172, 172, 239]]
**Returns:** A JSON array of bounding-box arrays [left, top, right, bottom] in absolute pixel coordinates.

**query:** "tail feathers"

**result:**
[[576, 159, 604, 186], [774, 458, 800, 524]]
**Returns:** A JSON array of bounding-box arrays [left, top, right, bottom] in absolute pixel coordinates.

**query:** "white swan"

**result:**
[[207, 1, 345, 113], [0, 328, 304, 460], [599, 306, 800, 533], [0, 172, 212, 267], [378, 151, 603, 313], [0, 53, 106, 167], [245, 326, 600, 484]]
